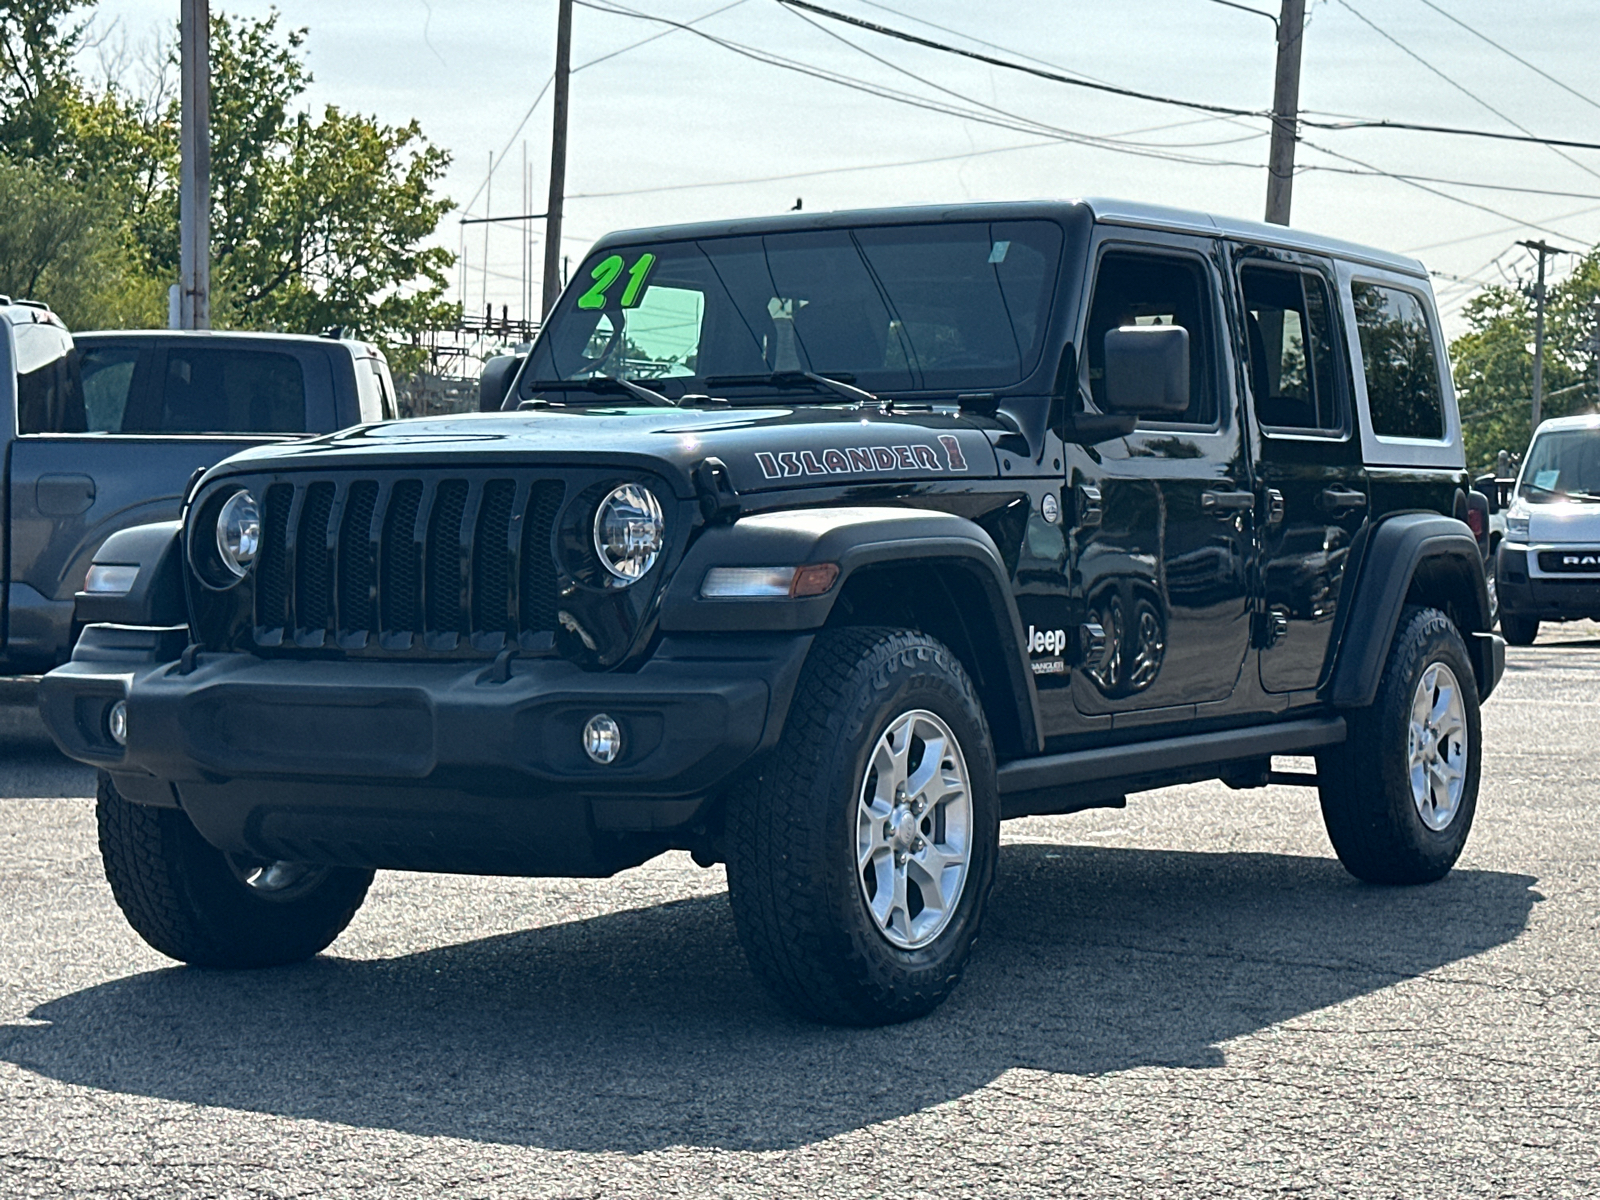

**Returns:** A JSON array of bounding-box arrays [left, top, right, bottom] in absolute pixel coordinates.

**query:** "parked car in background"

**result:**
[[0, 310, 397, 676], [1496, 414, 1600, 645]]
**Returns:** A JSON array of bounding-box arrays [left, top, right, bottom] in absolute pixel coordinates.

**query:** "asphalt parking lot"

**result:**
[[1, 630, 1596, 1199]]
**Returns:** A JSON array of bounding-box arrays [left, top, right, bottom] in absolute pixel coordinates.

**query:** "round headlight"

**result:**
[[593, 483, 664, 583], [215, 490, 261, 578]]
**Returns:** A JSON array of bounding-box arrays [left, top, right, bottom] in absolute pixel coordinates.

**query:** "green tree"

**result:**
[[0, 154, 160, 328], [1450, 255, 1600, 474], [0, 0, 86, 160], [0, 3, 456, 364]]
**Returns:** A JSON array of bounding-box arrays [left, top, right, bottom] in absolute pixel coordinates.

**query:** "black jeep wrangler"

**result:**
[[40, 200, 1503, 1025]]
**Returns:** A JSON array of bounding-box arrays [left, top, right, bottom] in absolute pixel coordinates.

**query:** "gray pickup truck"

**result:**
[[0, 299, 397, 675]]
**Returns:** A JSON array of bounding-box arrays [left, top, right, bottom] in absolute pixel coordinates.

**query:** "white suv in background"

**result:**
[[1496, 414, 1600, 645]]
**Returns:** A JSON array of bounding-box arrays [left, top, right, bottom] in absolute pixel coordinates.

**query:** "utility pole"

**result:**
[[178, 0, 211, 329], [541, 0, 574, 319], [1264, 0, 1306, 226], [1520, 239, 1569, 431], [1591, 298, 1600, 412]]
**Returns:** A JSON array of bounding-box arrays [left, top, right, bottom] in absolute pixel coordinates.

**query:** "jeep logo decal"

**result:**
[[754, 438, 969, 480], [1028, 626, 1067, 656]]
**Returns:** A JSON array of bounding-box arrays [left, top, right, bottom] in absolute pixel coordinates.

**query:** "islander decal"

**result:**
[[755, 434, 969, 480]]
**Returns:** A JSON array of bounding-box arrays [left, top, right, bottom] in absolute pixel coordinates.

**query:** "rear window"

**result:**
[[14, 322, 86, 434], [124, 348, 307, 434], [1352, 282, 1445, 441]]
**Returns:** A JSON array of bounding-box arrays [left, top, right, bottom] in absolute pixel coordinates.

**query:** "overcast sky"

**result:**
[[83, 0, 1600, 336]]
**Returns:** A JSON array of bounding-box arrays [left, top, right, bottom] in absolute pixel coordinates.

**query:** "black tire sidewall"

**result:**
[[97, 773, 373, 968], [1328, 607, 1482, 883], [1501, 613, 1538, 646]]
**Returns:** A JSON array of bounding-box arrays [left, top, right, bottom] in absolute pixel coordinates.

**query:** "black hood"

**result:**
[[203, 404, 1003, 497]]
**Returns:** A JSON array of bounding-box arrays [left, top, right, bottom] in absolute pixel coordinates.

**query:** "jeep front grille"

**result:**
[[247, 474, 566, 652]]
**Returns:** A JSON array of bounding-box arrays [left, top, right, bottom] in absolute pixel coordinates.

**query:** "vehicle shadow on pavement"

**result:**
[[0, 844, 1538, 1152]]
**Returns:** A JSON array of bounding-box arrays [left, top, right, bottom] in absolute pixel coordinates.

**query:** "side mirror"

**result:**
[[478, 353, 524, 413], [1472, 473, 1499, 515], [1103, 325, 1190, 416]]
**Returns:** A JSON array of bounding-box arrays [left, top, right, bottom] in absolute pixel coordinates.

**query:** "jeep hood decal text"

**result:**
[[755, 435, 969, 480]]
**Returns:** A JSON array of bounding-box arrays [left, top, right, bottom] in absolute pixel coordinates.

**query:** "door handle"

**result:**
[[1201, 488, 1256, 515], [36, 473, 96, 516], [1317, 487, 1368, 513]]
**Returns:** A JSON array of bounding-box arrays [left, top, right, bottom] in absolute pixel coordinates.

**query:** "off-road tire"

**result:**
[[97, 771, 373, 967], [1500, 613, 1538, 646], [1317, 606, 1481, 884], [725, 628, 999, 1025]]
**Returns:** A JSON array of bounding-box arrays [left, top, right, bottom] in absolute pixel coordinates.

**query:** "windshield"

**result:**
[[1518, 428, 1600, 501], [523, 219, 1064, 400]]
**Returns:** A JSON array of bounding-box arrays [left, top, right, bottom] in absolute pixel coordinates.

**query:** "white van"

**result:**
[[1496, 413, 1600, 644]]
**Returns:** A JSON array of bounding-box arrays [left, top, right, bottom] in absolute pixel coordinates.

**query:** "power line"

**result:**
[[576, 0, 1271, 170], [775, 0, 1266, 120], [1334, 0, 1600, 185], [1413, 0, 1600, 116], [779, 0, 1600, 153], [569, 139, 1060, 198], [1299, 166, 1600, 203], [1204, 0, 1279, 29], [569, 109, 1278, 200], [778, 0, 1268, 159], [458, 74, 553, 218], [1299, 136, 1594, 244], [1404, 205, 1600, 253], [574, 0, 750, 72], [458, 0, 749, 219]]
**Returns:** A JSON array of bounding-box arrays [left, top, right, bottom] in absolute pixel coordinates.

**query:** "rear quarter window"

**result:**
[[1351, 282, 1445, 441]]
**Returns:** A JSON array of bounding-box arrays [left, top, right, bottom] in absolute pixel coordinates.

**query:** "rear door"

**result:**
[[1231, 248, 1368, 694]]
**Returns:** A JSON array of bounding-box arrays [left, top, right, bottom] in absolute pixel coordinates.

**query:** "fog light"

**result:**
[[107, 699, 128, 747], [583, 713, 622, 764]]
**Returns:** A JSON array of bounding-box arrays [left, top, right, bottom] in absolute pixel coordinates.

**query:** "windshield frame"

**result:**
[[520, 214, 1077, 406]]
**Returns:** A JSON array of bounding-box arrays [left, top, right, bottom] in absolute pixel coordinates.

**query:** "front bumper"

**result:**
[[40, 625, 810, 876], [1497, 545, 1600, 620]]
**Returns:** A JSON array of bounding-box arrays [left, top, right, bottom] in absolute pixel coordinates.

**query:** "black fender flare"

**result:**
[[658, 506, 1044, 754], [72, 520, 187, 630], [1328, 512, 1501, 707]]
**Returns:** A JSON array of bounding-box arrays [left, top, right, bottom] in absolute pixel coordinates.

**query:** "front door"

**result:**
[[1067, 237, 1254, 723], [1233, 251, 1368, 693]]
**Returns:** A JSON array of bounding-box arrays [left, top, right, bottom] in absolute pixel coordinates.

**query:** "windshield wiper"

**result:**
[[521, 376, 676, 407], [703, 370, 879, 406]]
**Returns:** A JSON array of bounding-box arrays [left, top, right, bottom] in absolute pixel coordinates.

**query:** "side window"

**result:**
[[1240, 265, 1345, 433], [79, 346, 141, 432], [1351, 282, 1445, 441], [14, 323, 86, 434], [1085, 250, 1217, 426], [130, 348, 307, 434], [368, 360, 397, 422]]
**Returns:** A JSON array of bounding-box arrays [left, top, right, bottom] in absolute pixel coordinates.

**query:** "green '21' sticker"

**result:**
[[577, 252, 656, 310]]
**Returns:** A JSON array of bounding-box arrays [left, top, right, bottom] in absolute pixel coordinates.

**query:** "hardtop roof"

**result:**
[[590, 197, 1428, 280]]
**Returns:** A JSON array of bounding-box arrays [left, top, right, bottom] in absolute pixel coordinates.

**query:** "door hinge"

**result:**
[[1076, 484, 1103, 528]]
